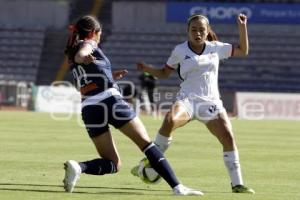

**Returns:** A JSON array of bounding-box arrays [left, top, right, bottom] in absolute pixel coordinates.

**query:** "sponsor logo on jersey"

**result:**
[[184, 55, 191, 60]]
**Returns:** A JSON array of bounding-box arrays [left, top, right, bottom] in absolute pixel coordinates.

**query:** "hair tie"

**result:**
[[68, 24, 77, 33]]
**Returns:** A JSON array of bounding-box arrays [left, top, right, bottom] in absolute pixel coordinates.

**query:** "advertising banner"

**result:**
[[235, 92, 300, 120], [167, 2, 300, 24], [35, 85, 81, 114]]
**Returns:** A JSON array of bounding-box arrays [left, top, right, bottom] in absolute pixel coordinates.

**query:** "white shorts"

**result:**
[[176, 97, 225, 123]]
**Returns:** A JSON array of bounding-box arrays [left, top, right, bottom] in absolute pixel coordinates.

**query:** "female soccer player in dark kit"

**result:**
[[63, 15, 202, 196]]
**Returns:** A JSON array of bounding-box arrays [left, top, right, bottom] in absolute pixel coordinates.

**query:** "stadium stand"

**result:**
[[101, 25, 184, 88], [38, 0, 112, 85], [36, 0, 95, 85], [102, 23, 300, 93], [36, 30, 68, 85], [1, 0, 300, 110], [0, 28, 45, 83], [4, 0, 297, 94], [0, 0, 69, 107], [217, 24, 300, 93]]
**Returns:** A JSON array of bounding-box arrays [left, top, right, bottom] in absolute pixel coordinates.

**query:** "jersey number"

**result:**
[[72, 65, 92, 88]]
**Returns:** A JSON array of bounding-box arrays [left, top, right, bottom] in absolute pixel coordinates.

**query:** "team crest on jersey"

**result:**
[[208, 52, 217, 59]]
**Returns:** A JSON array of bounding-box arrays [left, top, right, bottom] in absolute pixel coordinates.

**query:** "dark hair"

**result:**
[[187, 14, 218, 41], [64, 15, 102, 62]]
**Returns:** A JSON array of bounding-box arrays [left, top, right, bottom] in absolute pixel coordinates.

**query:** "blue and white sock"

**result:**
[[143, 143, 179, 188], [79, 158, 117, 175]]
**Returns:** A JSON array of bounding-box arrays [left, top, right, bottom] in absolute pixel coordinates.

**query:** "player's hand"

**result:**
[[137, 62, 148, 72], [113, 69, 128, 80], [83, 54, 95, 65], [237, 13, 247, 25]]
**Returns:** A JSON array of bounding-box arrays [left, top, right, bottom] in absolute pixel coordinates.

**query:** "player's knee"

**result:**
[[165, 112, 178, 128]]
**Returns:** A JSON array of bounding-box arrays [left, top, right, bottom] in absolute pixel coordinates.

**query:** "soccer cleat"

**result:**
[[232, 185, 255, 194], [63, 160, 82, 193], [130, 165, 139, 177], [172, 184, 204, 196]]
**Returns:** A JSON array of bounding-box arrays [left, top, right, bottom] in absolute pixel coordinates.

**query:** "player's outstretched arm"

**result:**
[[137, 62, 173, 79], [232, 13, 249, 57]]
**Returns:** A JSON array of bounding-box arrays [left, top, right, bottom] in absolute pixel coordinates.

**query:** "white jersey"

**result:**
[[166, 41, 233, 102]]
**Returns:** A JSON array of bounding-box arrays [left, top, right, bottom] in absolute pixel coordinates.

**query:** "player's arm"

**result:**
[[74, 43, 95, 64], [232, 13, 248, 57], [137, 62, 173, 79]]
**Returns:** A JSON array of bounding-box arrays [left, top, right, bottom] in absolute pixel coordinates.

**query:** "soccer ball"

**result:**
[[138, 158, 162, 184]]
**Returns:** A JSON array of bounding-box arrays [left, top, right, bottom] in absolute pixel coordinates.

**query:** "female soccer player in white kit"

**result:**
[[132, 13, 255, 194]]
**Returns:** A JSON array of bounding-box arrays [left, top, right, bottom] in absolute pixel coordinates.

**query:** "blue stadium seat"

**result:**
[[0, 28, 45, 83]]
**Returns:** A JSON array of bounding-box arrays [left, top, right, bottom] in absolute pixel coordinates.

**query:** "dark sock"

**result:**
[[79, 158, 117, 175], [143, 143, 179, 188]]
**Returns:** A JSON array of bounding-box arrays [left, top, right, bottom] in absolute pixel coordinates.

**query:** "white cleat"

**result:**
[[63, 160, 81, 193], [172, 184, 204, 196]]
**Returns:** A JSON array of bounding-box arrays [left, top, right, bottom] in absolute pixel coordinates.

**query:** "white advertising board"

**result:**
[[35, 86, 81, 114], [235, 92, 300, 120]]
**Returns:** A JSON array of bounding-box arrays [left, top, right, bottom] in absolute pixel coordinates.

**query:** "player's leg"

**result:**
[[63, 130, 120, 193], [63, 103, 120, 193], [206, 111, 236, 151], [131, 101, 190, 185], [119, 117, 179, 187], [155, 101, 191, 153], [83, 130, 121, 175], [119, 117, 203, 195], [205, 111, 254, 194], [79, 102, 121, 176]]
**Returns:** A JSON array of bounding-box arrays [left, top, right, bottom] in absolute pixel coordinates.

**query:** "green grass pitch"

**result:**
[[0, 111, 299, 200]]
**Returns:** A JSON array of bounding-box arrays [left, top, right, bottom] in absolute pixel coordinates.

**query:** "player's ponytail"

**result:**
[[207, 26, 218, 41], [64, 15, 102, 62], [187, 14, 218, 42], [64, 24, 79, 62]]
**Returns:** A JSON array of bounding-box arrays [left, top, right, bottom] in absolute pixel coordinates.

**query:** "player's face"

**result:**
[[188, 18, 208, 46]]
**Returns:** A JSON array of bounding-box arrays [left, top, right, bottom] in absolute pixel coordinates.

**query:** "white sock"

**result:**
[[154, 133, 172, 153], [223, 151, 244, 186]]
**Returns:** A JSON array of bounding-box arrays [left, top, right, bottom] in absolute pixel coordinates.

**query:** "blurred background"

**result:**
[[0, 0, 299, 120]]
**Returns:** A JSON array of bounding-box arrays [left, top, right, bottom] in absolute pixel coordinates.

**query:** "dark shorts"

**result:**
[[81, 95, 136, 138]]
